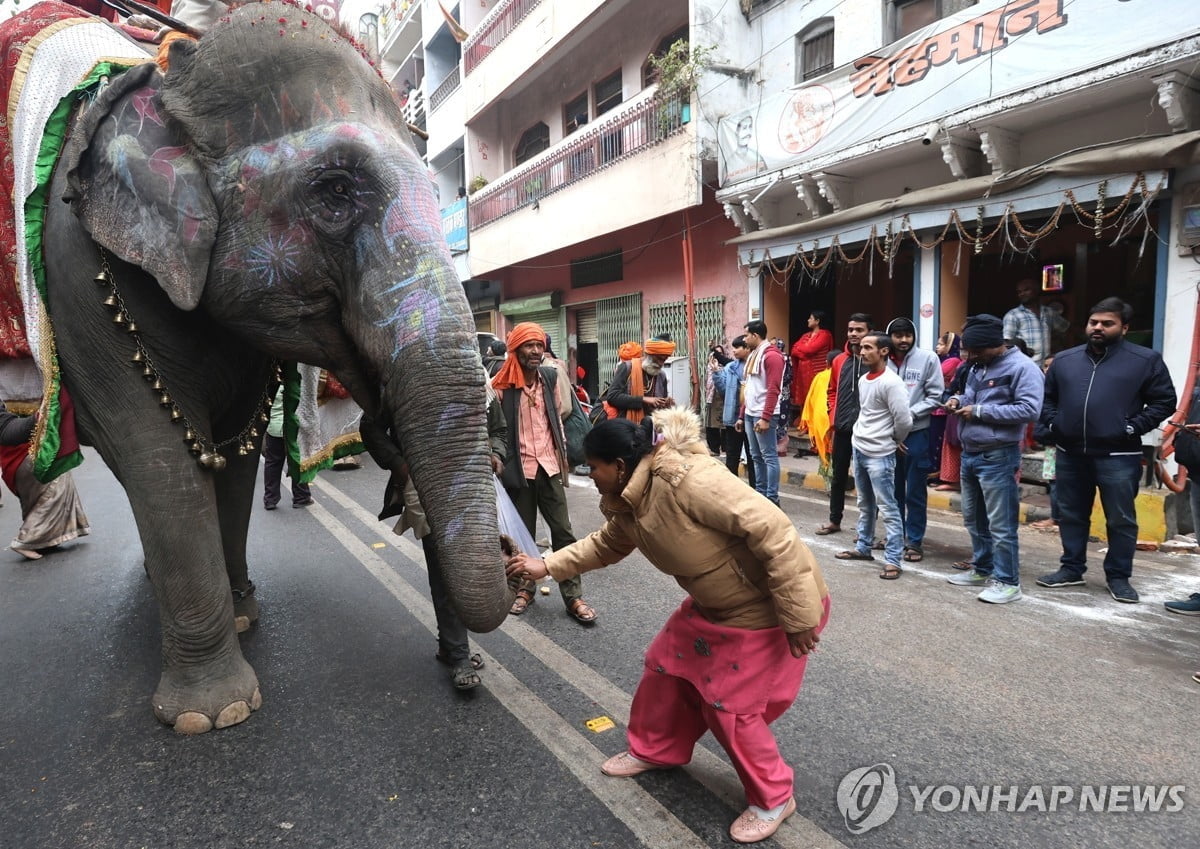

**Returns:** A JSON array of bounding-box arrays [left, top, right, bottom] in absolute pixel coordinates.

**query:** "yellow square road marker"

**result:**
[[585, 716, 615, 733]]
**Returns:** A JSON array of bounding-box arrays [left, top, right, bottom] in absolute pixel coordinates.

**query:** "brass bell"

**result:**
[[183, 428, 196, 443], [189, 443, 203, 456], [127, 321, 139, 334], [142, 364, 155, 380], [151, 378, 164, 391], [93, 269, 112, 285], [237, 444, 250, 456], [169, 406, 184, 423], [131, 349, 145, 364], [210, 454, 227, 472], [103, 293, 120, 308], [113, 311, 127, 326], [197, 451, 215, 467], [248, 427, 259, 438], [159, 391, 172, 407]]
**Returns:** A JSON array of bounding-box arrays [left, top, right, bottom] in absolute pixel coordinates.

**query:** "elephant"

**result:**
[[34, 3, 511, 733]]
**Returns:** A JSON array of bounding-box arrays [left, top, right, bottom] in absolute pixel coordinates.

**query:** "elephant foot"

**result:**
[[232, 580, 259, 634], [152, 655, 262, 735]]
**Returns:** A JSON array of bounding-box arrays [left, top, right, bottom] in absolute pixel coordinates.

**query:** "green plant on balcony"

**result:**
[[522, 176, 543, 202], [468, 174, 489, 195], [648, 40, 712, 136]]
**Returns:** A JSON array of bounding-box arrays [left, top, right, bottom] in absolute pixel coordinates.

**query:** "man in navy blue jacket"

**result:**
[[1034, 297, 1177, 603], [944, 315, 1043, 604]]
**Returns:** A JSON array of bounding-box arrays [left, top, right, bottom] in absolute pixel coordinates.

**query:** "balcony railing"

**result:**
[[429, 67, 461, 112], [469, 94, 690, 231], [402, 85, 425, 127], [463, 0, 543, 75], [378, 0, 418, 45]]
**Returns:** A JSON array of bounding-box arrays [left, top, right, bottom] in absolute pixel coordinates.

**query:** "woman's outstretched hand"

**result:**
[[786, 628, 820, 658], [505, 553, 549, 582]]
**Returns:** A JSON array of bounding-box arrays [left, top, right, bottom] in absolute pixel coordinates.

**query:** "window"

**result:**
[[593, 70, 623, 117], [643, 25, 688, 89], [513, 122, 549, 166], [564, 92, 589, 136], [890, 0, 976, 41], [570, 250, 624, 288], [795, 19, 834, 83]]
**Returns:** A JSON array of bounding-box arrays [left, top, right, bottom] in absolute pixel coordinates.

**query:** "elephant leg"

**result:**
[[45, 236, 261, 733], [130, 450, 262, 733]]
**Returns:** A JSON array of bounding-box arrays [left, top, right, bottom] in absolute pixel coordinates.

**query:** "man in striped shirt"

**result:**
[[1002, 278, 1067, 367]]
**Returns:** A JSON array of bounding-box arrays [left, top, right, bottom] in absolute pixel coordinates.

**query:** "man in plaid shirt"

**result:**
[[1002, 278, 1067, 367]]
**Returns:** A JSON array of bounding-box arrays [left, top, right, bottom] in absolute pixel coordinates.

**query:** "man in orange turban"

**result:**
[[599, 334, 676, 425], [492, 323, 598, 625]]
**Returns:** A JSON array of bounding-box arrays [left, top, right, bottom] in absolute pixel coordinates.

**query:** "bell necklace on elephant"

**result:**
[[94, 248, 279, 472]]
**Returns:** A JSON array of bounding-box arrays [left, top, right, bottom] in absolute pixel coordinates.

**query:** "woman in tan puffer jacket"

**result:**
[[506, 408, 830, 844]]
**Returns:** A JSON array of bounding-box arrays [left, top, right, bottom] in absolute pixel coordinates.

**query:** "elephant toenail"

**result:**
[[215, 701, 251, 729], [174, 711, 214, 735]]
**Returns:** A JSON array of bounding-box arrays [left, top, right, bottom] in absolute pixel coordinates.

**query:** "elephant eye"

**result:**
[[309, 169, 362, 225]]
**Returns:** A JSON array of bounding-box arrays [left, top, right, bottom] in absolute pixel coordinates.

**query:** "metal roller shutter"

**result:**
[[595, 293, 643, 390], [576, 305, 599, 343]]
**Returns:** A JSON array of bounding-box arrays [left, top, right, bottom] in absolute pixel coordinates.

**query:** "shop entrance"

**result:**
[[957, 214, 1159, 352]]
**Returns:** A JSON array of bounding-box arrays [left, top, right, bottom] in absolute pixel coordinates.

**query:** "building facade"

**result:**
[[364, 0, 766, 406], [716, 0, 1200, 404]]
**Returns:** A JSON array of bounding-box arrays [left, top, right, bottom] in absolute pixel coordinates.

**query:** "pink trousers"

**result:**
[[626, 596, 831, 809]]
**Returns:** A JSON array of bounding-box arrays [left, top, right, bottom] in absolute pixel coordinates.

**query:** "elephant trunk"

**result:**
[[365, 259, 512, 633]]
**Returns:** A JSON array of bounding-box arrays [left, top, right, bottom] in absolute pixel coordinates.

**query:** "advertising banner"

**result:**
[[718, 0, 1198, 186]]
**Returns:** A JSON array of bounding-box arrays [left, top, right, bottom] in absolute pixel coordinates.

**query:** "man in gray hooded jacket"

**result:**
[[885, 317, 944, 562]]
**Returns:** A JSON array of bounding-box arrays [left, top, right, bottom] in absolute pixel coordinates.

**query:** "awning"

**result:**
[[729, 131, 1200, 262]]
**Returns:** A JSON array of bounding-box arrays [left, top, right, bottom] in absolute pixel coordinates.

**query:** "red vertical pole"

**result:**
[[682, 209, 699, 410]]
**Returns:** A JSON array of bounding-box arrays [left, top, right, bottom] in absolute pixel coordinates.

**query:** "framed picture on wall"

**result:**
[[1042, 263, 1065, 292]]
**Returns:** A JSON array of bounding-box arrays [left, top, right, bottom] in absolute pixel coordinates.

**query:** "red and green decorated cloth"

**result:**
[[0, 1, 149, 480]]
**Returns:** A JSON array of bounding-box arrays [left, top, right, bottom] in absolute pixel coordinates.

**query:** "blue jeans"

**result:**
[[959, 444, 1022, 586], [894, 427, 932, 550], [1055, 452, 1141, 580], [745, 415, 780, 504], [853, 451, 903, 566]]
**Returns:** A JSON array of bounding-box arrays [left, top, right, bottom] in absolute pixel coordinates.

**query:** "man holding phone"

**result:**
[[945, 315, 1043, 604]]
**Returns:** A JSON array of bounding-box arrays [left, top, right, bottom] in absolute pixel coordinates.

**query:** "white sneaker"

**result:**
[[948, 569, 989, 586], [978, 579, 1022, 604]]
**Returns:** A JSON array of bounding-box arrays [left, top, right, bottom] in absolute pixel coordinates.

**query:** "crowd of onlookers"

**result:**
[[685, 286, 1200, 682]]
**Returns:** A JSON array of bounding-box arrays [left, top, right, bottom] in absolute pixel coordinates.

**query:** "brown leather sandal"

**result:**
[[509, 587, 535, 616], [567, 598, 598, 624]]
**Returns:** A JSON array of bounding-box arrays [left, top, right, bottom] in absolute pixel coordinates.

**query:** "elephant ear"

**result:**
[[61, 62, 216, 311]]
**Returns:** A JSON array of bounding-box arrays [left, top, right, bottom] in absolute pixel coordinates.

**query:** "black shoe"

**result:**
[[1035, 568, 1085, 588], [292, 497, 314, 508], [1107, 578, 1139, 603], [263, 502, 278, 511]]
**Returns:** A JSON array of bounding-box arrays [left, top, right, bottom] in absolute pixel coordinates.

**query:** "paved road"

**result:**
[[2, 450, 1198, 848]]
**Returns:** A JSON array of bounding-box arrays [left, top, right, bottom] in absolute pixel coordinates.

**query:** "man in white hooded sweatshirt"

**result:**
[[836, 333, 913, 579], [885, 317, 944, 563]]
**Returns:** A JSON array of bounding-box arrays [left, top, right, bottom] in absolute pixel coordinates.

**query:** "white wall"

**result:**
[[1162, 164, 1200, 408]]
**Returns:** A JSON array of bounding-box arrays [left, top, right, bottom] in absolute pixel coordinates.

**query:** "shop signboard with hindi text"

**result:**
[[441, 198, 469, 255], [717, 0, 1199, 186]]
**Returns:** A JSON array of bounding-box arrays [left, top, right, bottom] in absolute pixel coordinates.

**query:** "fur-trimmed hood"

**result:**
[[652, 407, 705, 453]]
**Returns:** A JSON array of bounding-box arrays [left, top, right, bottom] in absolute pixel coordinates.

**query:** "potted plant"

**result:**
[[468, 174, 489, 195], [647, 39, 712, 136]]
